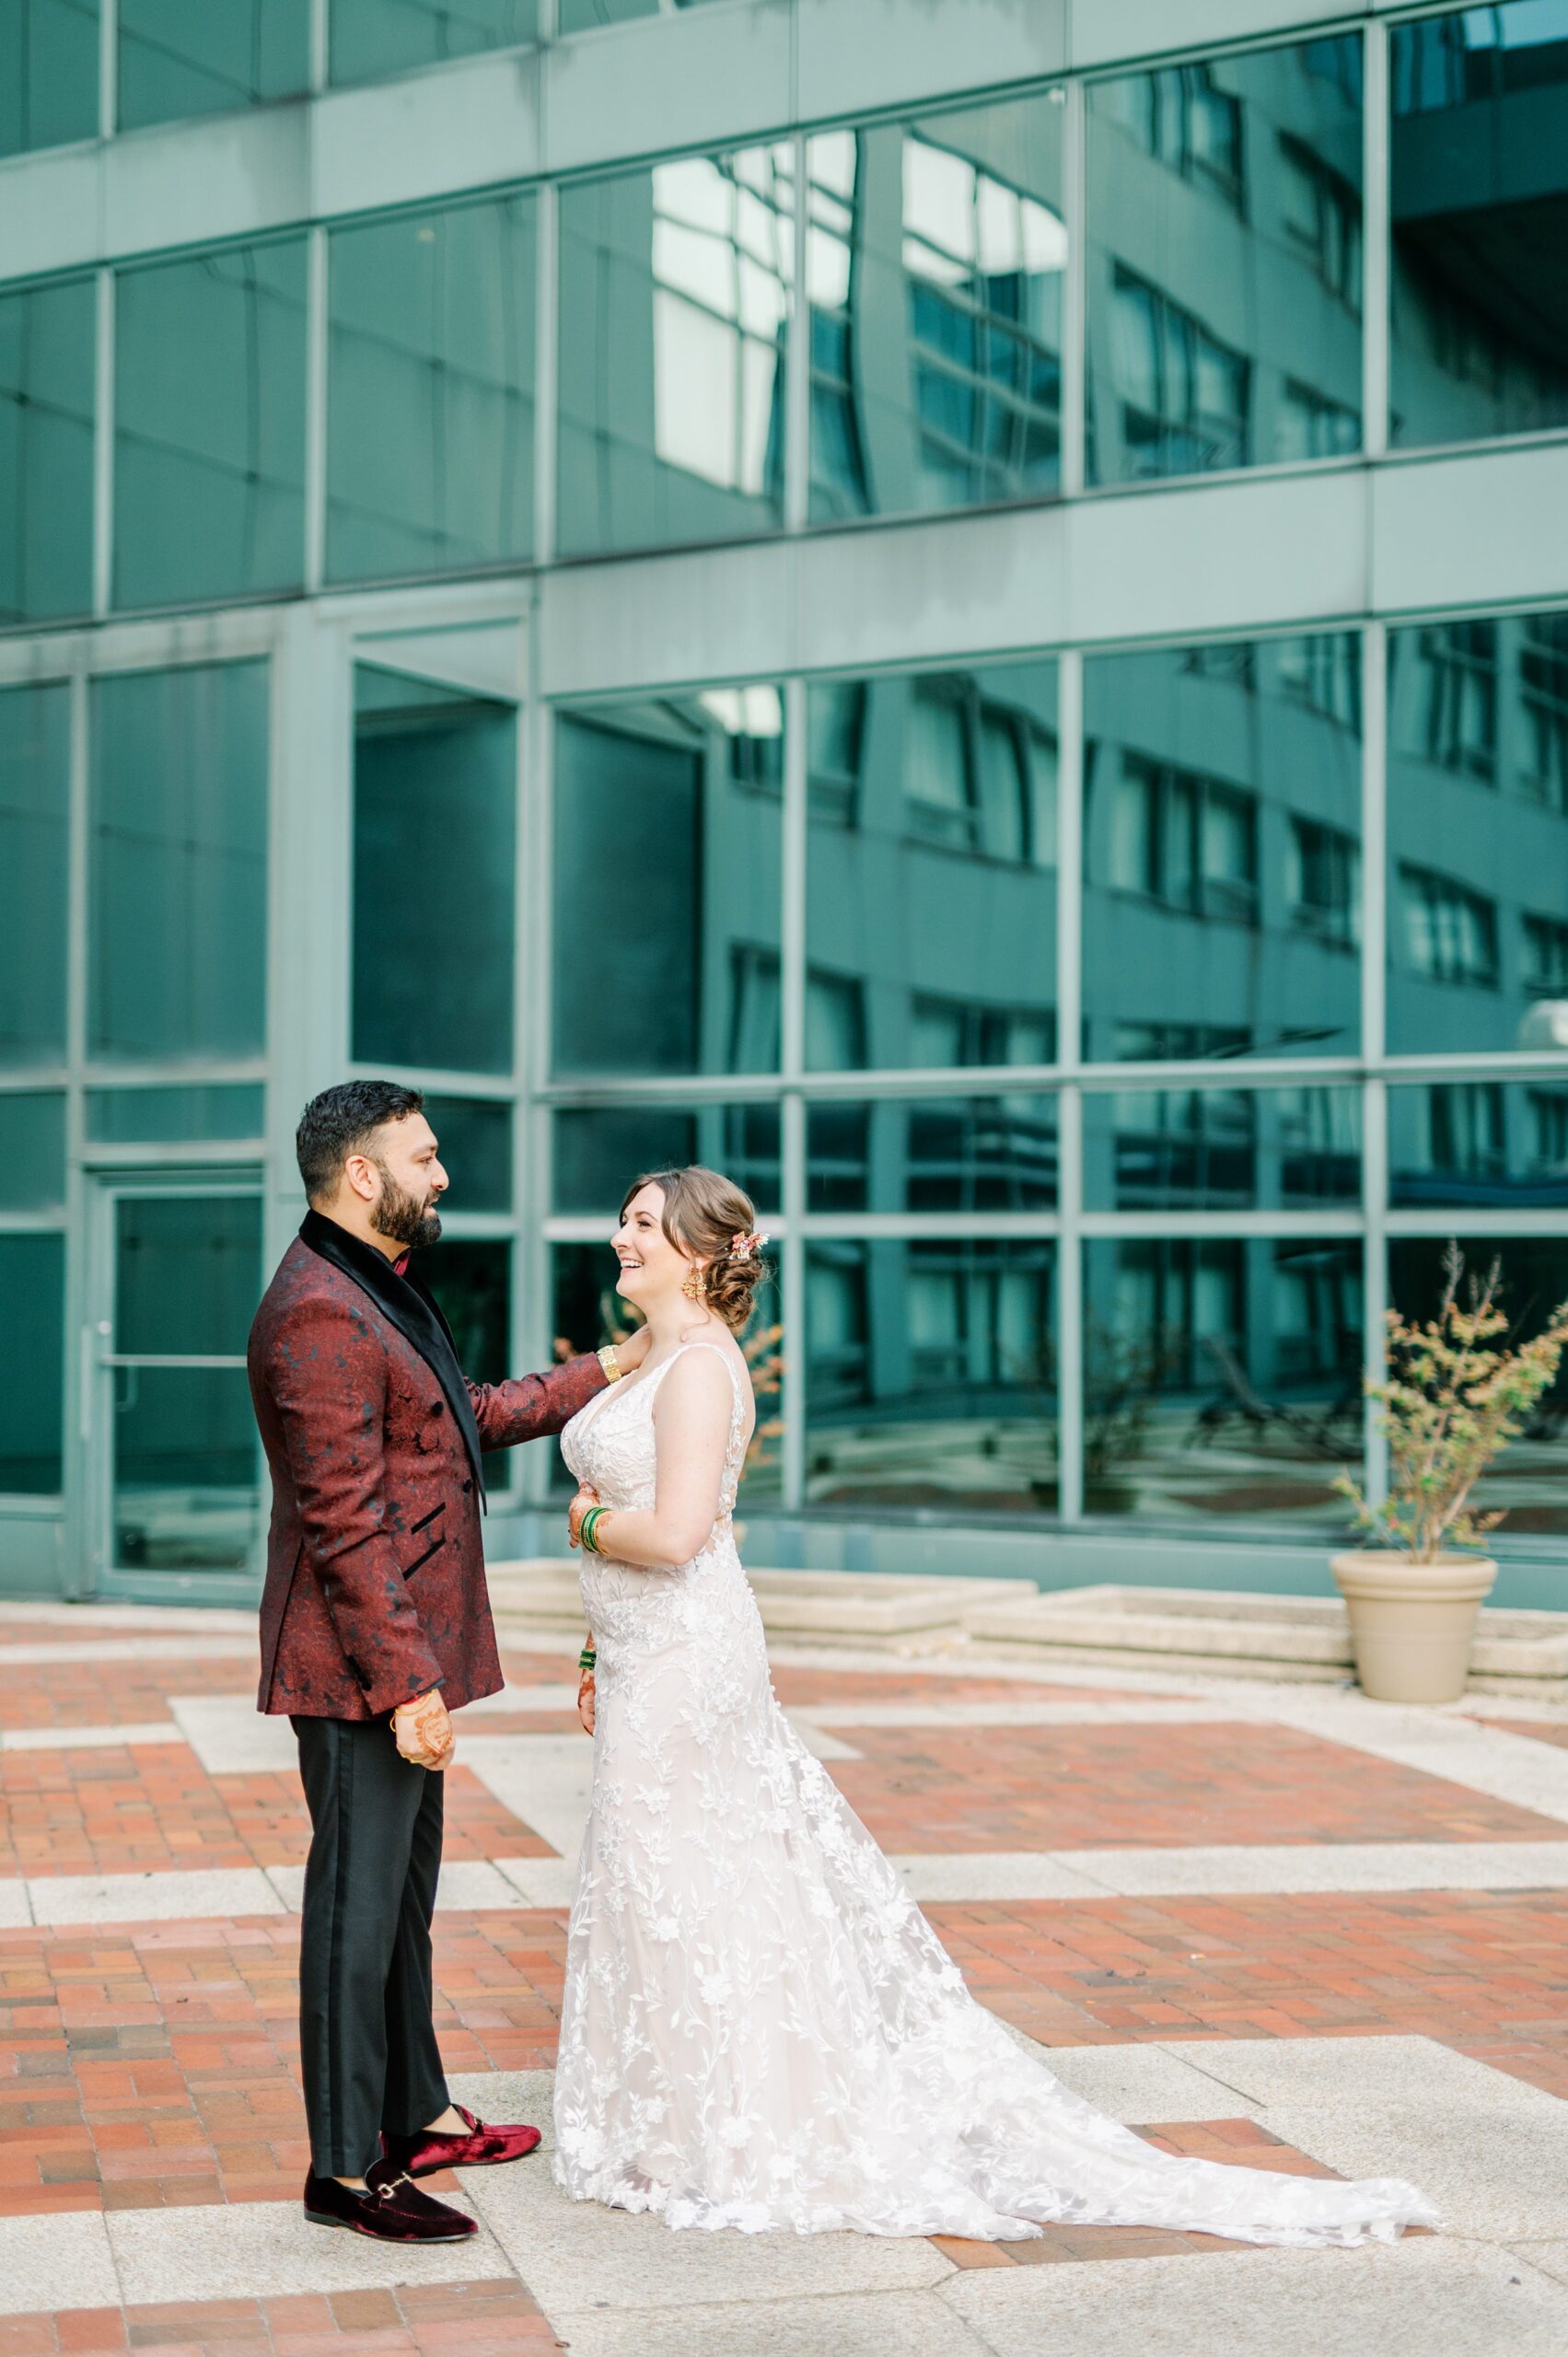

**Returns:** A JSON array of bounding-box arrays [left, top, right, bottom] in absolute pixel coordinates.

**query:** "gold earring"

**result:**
[[681, 1267, 704, 1302]]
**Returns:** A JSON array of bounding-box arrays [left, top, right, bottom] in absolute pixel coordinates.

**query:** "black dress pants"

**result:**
[[293, 1716, 450, 2178]]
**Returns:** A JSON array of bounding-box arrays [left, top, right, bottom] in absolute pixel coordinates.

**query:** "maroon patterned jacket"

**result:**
[[250, 1213, 606, 1719]]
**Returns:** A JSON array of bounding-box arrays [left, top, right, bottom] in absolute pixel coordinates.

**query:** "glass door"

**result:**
[[91, 1178, 264, 1596]]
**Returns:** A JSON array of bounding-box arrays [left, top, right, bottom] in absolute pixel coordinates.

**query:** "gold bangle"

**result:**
[[598, 1344, 621, 1383]]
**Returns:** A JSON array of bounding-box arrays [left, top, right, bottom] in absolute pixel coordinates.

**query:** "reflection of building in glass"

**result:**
[[1, 0, 1567, 1598]]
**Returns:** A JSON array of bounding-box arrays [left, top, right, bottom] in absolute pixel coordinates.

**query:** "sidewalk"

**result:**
[[4, 1602, 1568, 2356]]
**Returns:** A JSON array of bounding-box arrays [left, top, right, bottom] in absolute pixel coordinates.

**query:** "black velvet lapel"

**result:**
[[298, 1211, 487, 1503]]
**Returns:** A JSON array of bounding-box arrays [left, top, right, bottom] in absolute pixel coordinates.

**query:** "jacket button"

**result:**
[[462, 1479, 472, 1494], [430, 1399, 446, 1416]]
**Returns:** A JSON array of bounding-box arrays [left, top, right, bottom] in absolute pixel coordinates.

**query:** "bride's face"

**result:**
[[613, 1182, 700, 1313]]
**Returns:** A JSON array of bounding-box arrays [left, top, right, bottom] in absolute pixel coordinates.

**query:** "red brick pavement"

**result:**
[[0, 2283, 557, 2357], [830, 1720, 1567, 1850], [6, 1886, 1568, 2215]]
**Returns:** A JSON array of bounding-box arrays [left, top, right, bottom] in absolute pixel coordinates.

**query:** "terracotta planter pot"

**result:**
[[1330, 1550, 1497, 1705]]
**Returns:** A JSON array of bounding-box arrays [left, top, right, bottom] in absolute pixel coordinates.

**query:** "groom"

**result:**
[[249, 1080, 647, 2242]]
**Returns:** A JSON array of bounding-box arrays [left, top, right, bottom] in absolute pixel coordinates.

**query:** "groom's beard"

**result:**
[[370, 1167, 443, 1251]]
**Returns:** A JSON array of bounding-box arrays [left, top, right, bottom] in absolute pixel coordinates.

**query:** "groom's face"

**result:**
[[362, 1111, 447, 1250]]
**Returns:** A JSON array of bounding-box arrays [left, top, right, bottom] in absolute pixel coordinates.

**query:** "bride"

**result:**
[[552, 1164, 1436, 2247]]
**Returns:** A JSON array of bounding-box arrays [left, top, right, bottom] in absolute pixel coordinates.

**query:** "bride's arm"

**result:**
[[569, 1352, 736, 1570]]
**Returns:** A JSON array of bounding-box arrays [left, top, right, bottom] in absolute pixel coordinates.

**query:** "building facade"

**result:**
[[1, 0, 1565, 1608]]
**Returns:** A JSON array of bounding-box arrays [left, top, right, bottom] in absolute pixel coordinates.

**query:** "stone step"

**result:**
[[487, 1559, 1035, 1651], [962, 1582, 1568, 1692]]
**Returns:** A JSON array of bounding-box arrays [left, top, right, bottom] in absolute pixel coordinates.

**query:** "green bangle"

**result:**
[[578, 1645, 596, 1671], [581, 1505, 606, 1555]]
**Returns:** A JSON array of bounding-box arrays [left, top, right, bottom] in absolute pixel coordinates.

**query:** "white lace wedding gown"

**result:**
[[552, 1343, 1437, 2246]]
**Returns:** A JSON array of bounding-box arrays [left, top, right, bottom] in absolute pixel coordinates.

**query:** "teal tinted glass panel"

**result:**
[[327, 192, 535, 584], [0, 1091, 66, 1207], [1387, 610, 1568, 1055], [557, 145, 794, 556], [1083, 1085, 1361, 1210], [113, 1365, 260, 1569], [422, 1095, 512, 1213], [1391, 4, 1568, 447], [552, 1239, 783, 1502], [115, 1193, 261, 1357], [807, 1095, 1057, 1213], [87, 1085, 265, 1143], [553, 1103, 782, 1214], [1083, 633, 1362, 1062], [0, 682, 70, 1067], [807, 95, 1064, 524], [1082, 1237, 1363, 1522], [0, 0, 99, 157], [0, 1234, 64, 1491], [804, 1238, 1056, 1513], [0, 276, 95, 622], [352, 668, 516, 1074], [420, 1237, 510, 1387], [113, 238, 308, 609], [89, 663, 270, 1061], [1390, 1237, 1568, 1536], [805, 661, 1056, 1073], [553, 693, 784, 1077], [118, 0, 311, 130], [1389, 1080, 1568, 1209], [331, 0, 538, 83], [1087, 38, 1363, 482]]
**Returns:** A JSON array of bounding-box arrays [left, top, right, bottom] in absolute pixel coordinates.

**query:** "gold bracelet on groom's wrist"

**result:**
[[598, 1344, 621, 1383]]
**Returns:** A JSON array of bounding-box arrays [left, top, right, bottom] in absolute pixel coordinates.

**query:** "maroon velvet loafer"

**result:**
[[304, 2158, 477, 2241], [382, 2104, 543, 2178]]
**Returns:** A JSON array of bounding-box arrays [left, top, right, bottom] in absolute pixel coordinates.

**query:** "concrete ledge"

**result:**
[[963, 1583, 1568, 1694], [488, 1559, 1034, 1651]]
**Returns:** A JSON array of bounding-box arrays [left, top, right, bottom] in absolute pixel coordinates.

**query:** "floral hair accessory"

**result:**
[[730, 1230, 766, 1260]]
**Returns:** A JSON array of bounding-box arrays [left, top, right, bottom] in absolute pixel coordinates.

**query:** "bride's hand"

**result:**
[[568, 1483, 599, 1549], [577, 1668, 596, 1736]]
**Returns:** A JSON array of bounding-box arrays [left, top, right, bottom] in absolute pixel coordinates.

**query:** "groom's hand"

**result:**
[[391, 1689, 455, 1770]]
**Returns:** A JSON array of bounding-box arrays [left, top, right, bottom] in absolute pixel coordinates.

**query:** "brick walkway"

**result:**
[[3, 1611, 1566, 2353]]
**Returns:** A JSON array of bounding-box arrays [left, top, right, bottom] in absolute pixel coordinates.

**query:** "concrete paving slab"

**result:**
[[0, 1722, 187, 1753], [0, 2212, 120, 2316], [1265, 1698, 1568, 1825], [0, 1878, 33, 1926], [27, 1866, 286, 1924], [1262, 2104, 1568, 2243], [450, 2072, 955, 2315], [494, 1856, 578, 1907], [798, 1700, 1243, 1728], [1035, 2039, 1267, 2123], [168, 1697, 297, 1775], [461, 1733, 593, 1855], [105, 2196, 516, 2305], [548, 2289, 998, 2357], [890, 1852, 1113, 1900], [0, 1638, 259, 1666], [1061, 1840, 1568, 1896], [1176, 2034, 1561, 2118], [946, 2236, 1568, 2357]]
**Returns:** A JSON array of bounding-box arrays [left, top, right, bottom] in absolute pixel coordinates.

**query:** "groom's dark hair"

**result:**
[[296, 1080, 425, 1204]]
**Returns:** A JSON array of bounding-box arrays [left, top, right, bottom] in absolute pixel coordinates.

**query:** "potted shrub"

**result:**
[[1332, 1247, 1568, 1704]]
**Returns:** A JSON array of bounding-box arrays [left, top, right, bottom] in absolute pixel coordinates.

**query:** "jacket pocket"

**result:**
[[401, 1529, 447, 1579]]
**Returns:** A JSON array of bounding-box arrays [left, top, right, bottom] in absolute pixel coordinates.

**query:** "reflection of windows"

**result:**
[[698, 685, 784, 796], [1521, 614, 1568, 813], [1277, 379, 1360, 460], [1109, 1087, 1256, 1209], [1278, 1088, 1361, 1202], [1287, 818, 1360, 946], [903, 681, 1054, 865], [1423, 1082, 1505, 1178], [1110, 63, 1245, 212], [806, 1248, 866, 1408], [1529, 1089, 1568, 1175], [1113, 1021, 1251, 1062], [651, 146, 794, 501], [1524, 913, 1568, 996], [727, 945, 783, 1071], [1111, 270, 1249, 478], [911, 996, 1054, 1070], [1278, 137, 1362, 308], [805, 132, 868, 518], [0, 277, 96, 623], [901, 133, 1065, 504], [1110, 756, 1258, 923], [1417, 623, 1497, 779], [806, 969, 866, 1070], [1400, 865, 1499, 987], [1277, 633, 1361, 727], [807, 681, 865, 826], [1182, 642, 1255, 690]]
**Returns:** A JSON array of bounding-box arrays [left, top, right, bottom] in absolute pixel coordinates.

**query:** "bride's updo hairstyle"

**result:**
[[622, 1165, 772, 1335]]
